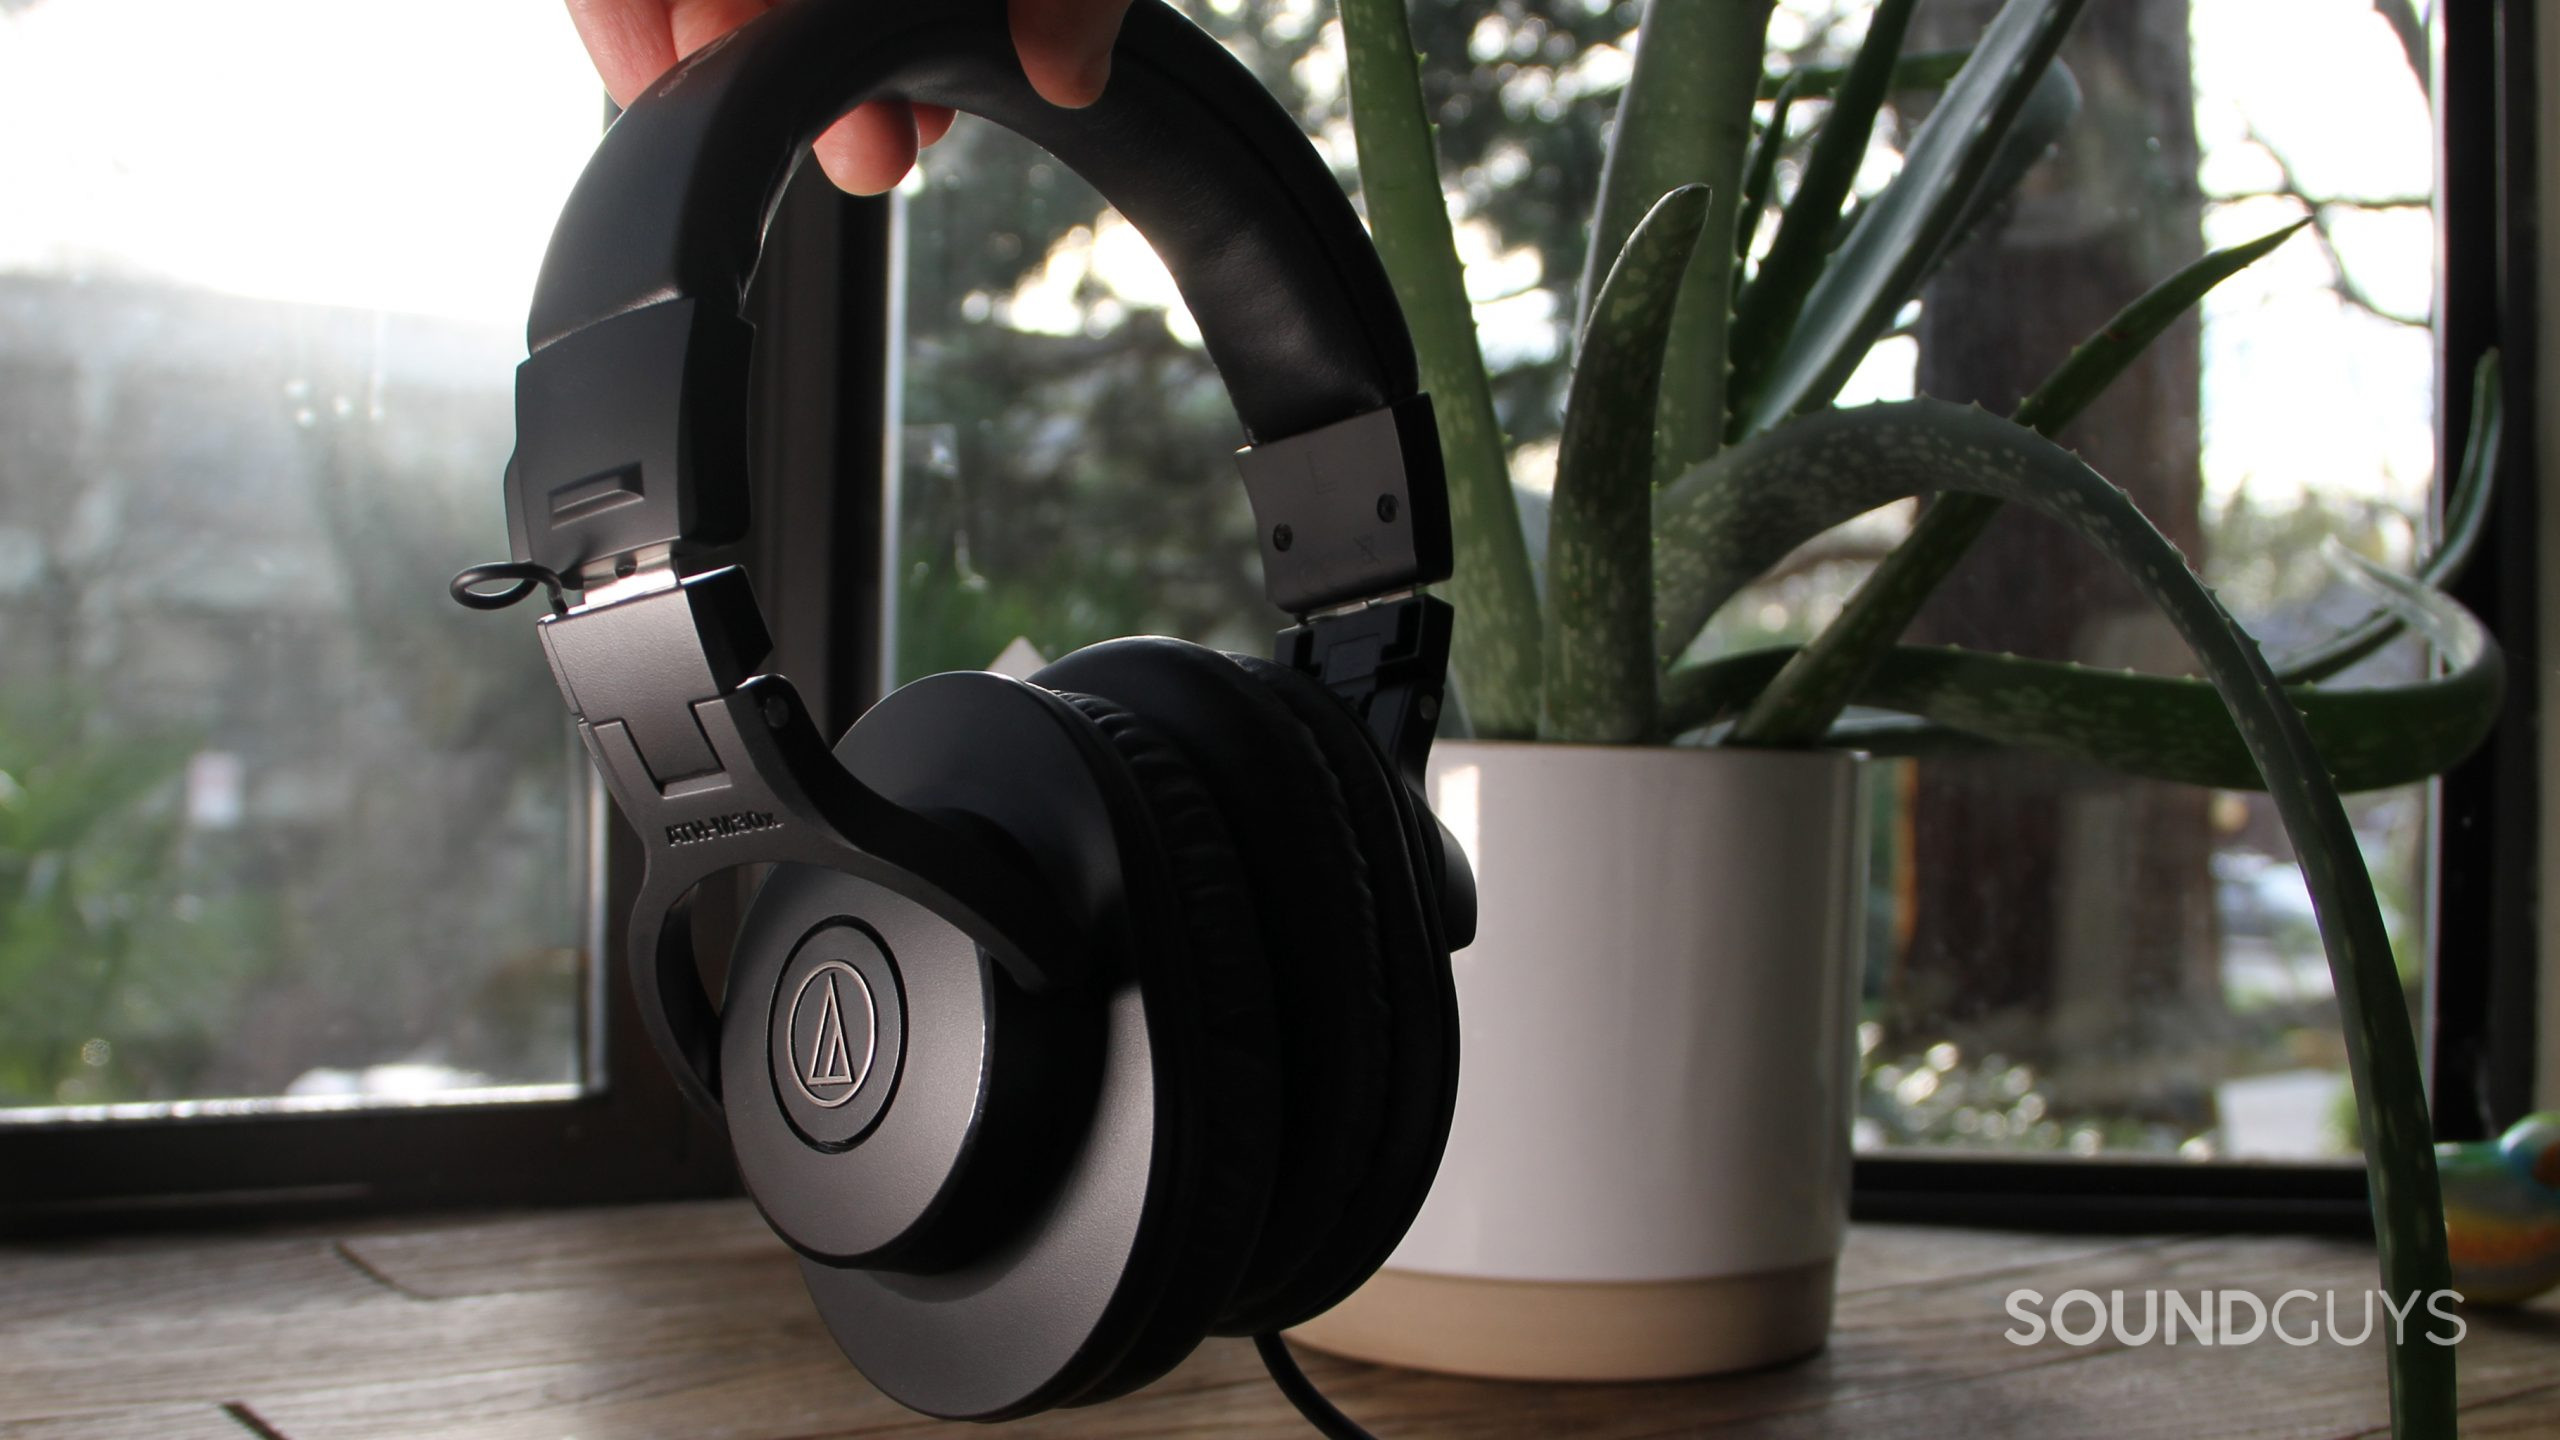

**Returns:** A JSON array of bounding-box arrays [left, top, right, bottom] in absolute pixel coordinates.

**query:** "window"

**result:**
[[3, 0, 2529, 1224], [0, 0, 732, 1219], [1823, 0, 2441, 1168]]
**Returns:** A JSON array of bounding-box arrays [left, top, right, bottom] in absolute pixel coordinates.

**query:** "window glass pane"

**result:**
[[1814, 0, 2436, 1163], [0, 1, 602, 1117], [890, 0, 2436, 1166]]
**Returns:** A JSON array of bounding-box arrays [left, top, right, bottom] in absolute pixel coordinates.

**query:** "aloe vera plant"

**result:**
[[1338, 0, 2497, 1432]]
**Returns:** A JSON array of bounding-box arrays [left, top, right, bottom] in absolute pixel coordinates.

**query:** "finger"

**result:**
[[915, 104, 957, 149], [814, 100, 921, 195], [1008, 0, 1136, 109], [562, 0, 770, 107], [664, 0, 775, 67], [562, 0, 678, 106]]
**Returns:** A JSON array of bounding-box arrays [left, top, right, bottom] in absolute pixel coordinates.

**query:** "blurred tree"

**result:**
[[1895, 0, 2218, 1128], [0, 692, 277, 1105], [0, 280, 581, 1104]]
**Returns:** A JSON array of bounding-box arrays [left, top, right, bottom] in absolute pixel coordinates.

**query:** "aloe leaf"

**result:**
[[1734, 0, 2088, 438], [1656, 644, 1798, 732], [1743, 58, 2056, 398], [1787, 53, 2075, 373], [1725, 0, 1919, 433], [1709, 492, 1972, 736], [1904, 58, 2081, 294], [1339, 0, 1541, 737], [1585, 0, 1775, 486], [1758, 47, 1973, 101], [1812, 58, 2076, 384], [1822, 61, 2074, 317], [1720, 220, 2311, 741], [1733, 74, 1805, 280], [1544, 186, 1714, 743], [1577, 1, 1773, 332], [1655, 399, 2453, 1434], [1664, 534, 2503, 790], [2019, 221, 2310, 434], [1662, 619, 2499, 793], [2278, 350, 2501, 683]]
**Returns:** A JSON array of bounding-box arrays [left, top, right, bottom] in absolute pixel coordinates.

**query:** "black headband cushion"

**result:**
[[531, 0, 1414, 433], [507, 0, 1433, 589], [508, 0, 1426, 565]]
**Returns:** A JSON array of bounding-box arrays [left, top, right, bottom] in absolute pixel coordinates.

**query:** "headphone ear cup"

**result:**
[[1034, 639, 1397, 1339], [1048, 691, 1289, 1405], [768, 669, 1276, 1419], [1227, 654, 1459, 1329]]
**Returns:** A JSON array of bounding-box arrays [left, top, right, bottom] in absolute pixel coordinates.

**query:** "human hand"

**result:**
[[564, 0, 1138, 195]]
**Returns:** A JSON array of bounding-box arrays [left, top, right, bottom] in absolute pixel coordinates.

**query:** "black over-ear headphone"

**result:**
[[454, 0, 1476, 1423]]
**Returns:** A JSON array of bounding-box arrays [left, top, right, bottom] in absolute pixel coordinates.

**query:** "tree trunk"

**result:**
[[1896, 0, 2223, 1129]]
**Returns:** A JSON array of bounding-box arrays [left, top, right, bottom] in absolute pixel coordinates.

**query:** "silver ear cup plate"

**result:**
[[730, 672, 1202, 1420], [724, 876, 997, 1261]]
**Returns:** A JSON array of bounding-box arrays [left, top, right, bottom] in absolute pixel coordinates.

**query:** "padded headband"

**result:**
[[505, 0, 1445, 612]]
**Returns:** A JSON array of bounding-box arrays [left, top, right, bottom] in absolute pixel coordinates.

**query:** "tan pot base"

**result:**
[[1287, 1259, 1836, 1382]]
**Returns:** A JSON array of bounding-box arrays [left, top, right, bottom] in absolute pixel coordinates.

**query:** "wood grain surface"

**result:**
[[4, 1200, 2554, 1437]]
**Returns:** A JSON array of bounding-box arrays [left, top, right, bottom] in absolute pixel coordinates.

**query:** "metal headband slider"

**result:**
[[1235, 394, 1450, 615], [537, 566, 773, 796]]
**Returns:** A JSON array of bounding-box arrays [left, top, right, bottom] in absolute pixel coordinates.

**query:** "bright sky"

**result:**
[[2189, 0, 2437, 515], [1822, 0, 2439, 517], [0, 0, 600, 329]]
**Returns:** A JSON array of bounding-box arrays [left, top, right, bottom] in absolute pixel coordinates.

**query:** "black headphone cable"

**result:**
[[1256, 1333, 1380, 1440]]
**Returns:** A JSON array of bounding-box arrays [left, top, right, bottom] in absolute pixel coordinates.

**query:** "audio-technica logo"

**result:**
[[786, 961, 876, 1108], [665, 809, 780, 847]]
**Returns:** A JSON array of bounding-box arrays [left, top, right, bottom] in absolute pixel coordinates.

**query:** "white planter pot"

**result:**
[[1293, 739, 1869, 1381]]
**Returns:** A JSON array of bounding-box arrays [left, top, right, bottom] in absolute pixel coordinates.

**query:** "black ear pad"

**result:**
[[1033, 639, 1397, 1339], [1228, 655, 1458, 1326], [1049, 692, 1287, 1405]]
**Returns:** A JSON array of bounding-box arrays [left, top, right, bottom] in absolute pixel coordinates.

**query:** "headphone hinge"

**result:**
[[575, 544, 680, 607], [1236, 395, 1451, 615], [1275, 593, 1452, 796], [539, 565, 1085, 1007], [538, 566, 774, 801]]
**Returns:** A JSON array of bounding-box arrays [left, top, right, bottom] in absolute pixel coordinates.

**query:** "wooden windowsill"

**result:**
[[5, 1199, 2555, 1436]]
